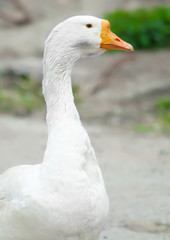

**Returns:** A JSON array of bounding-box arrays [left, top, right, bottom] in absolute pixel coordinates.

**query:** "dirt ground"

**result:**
[[0, 114, 170, 240]]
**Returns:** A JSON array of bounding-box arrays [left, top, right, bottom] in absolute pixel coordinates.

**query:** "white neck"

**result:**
[[43, 65, 80, 131], [42, 42, 81, 131], [41, 40, 86, 173]]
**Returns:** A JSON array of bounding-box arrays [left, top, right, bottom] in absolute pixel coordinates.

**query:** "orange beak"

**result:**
[[100, 20, 134, 51]]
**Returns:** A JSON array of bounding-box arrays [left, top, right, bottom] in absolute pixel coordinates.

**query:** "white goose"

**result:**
[[0, 16, 133, 240]]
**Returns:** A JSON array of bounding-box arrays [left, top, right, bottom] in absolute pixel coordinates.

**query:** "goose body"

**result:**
[[0, 16, 133, 240]]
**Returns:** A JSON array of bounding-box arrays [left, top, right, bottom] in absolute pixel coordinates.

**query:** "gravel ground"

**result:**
[[0, 114, 170, 240]]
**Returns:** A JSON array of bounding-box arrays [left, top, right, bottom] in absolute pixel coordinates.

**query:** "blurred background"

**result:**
[[0, 1, 170, 239]]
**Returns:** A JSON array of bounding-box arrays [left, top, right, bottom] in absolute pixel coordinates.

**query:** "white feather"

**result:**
[[0, 16, 109, 240]]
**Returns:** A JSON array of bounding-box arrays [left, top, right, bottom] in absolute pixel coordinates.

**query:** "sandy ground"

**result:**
[[0, 114, 170, 240]]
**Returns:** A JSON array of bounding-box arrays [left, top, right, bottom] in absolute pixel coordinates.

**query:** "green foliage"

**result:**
[[133, 96, 170, 134], [133, 124, 157, 133], [156, 96, 170, 133], [72, 85, 82, 104], [0, 76, 81, 115], [0, 76, 44, 115], [104, 7, 170, 50]]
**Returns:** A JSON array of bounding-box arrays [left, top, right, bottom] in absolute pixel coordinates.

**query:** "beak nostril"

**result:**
[[115, 38, 121, 42]]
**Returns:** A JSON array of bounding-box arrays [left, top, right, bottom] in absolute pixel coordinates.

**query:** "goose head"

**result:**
[[45, 15, 133, 65], [43, 16, 134, 128]]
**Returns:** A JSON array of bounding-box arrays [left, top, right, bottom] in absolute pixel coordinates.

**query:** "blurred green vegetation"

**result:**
[[133, 124, 157, 133], [0, 76, 44, 115], [133, 96, 170, 134], [156, 97, 170, 133], [104, 6, 170, 50], [0, 76, 81, 116], [72, 85, 82, 104]]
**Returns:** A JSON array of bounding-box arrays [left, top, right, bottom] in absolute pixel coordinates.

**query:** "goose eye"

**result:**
[[86, 24, 93, 28]]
